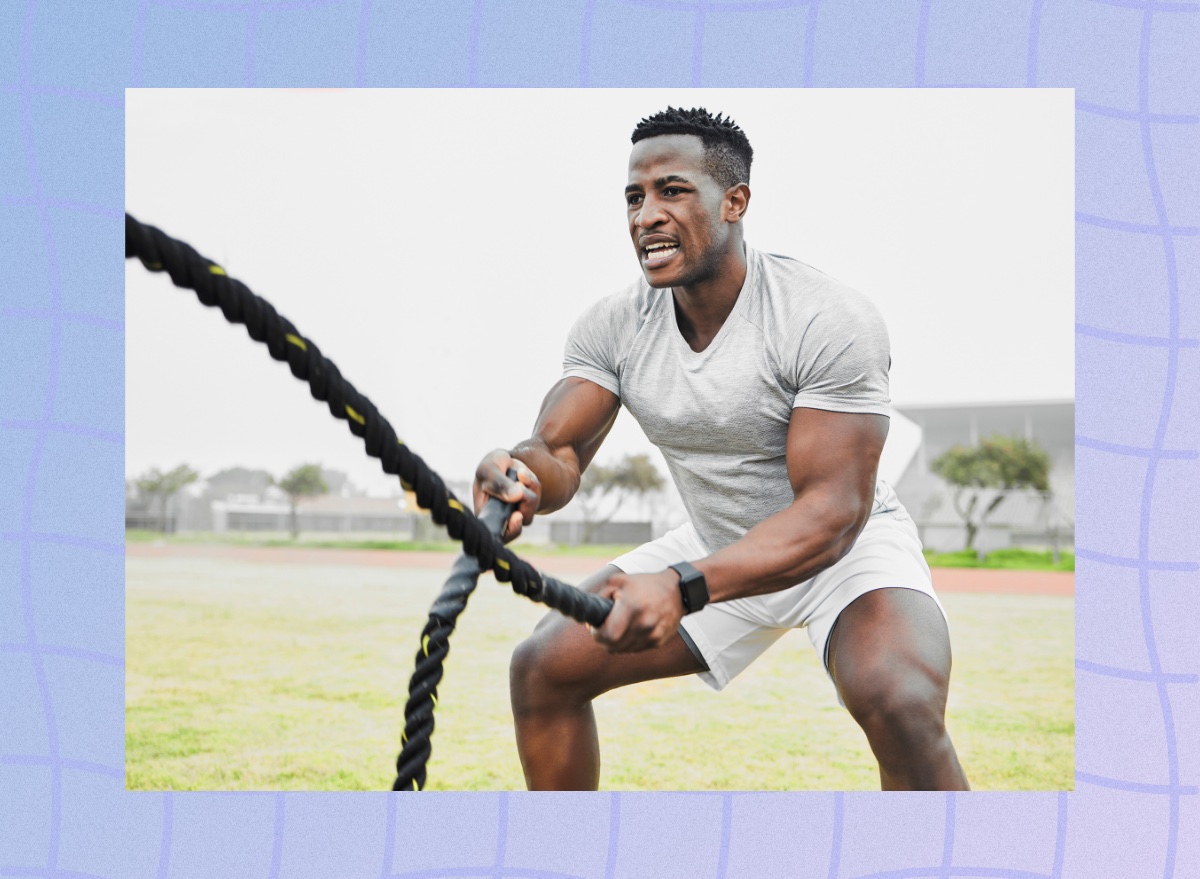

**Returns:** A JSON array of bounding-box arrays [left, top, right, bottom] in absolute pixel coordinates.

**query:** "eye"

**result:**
[[662, 187, 683, 196], [627, 193, 643, 207]]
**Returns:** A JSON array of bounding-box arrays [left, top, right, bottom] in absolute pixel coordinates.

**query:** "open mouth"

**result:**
[[642, 242, 679, 268]]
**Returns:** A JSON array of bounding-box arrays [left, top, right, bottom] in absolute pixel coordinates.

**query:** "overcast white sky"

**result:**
[[126, 89, 1073, 496]]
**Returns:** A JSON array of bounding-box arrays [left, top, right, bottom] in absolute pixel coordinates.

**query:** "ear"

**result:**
[[723, 183, 751, 223]]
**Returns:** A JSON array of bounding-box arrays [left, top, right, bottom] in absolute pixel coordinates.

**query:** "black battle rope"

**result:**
[[124, 214, 614, 634], [394, 488, 516, 790]]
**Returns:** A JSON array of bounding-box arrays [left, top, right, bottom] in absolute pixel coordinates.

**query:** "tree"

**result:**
[[133, 464, 199, 532], [277, 463, 329, 539], [930, 435, 1051, 554], [576, 453, 665, 542]]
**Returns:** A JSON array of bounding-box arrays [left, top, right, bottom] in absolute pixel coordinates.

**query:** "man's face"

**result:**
[[625, 134, 732, 289]]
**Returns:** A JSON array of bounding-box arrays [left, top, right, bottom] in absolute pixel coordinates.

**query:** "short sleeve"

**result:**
[[788, 292, 891, 415], [561, 296, 622, 397]]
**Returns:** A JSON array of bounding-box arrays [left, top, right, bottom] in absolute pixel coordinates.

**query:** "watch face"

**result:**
[[676, 569, 707, 613], [670, 563, 707, 613]]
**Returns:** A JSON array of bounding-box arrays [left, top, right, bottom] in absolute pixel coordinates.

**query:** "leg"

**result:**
[[827, 588, 969, 791], [510, 564, 704, 790]]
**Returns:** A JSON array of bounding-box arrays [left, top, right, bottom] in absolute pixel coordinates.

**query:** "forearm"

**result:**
[[506, 378, 619, 516], [509, 437, 580, 514], [695, 492, 869, 603]]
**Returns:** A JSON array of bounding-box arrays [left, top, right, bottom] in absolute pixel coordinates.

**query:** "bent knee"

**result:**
[[843, 668, 949, 745], [510, 627, 601, 714]]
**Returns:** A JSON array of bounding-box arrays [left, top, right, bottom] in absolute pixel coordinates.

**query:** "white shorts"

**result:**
[[610, 509, 946, 692]]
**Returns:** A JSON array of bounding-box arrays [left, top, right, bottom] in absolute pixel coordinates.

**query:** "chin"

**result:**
[[642, 264, 689, 290], [643, 273, 673, 290]]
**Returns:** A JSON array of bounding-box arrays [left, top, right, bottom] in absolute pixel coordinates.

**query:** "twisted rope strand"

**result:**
[[124, 213, 613, 627], [394, 496, 512, 790]]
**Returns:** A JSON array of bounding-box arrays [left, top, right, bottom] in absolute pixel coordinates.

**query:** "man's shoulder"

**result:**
[[750, 248, 878, 324], [754, 248, 857, 297]]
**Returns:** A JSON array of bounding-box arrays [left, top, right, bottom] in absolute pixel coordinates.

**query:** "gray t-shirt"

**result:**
[[562, 246, 895, 552]]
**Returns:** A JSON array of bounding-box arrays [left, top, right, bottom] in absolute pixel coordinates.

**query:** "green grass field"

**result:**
[[126, 551, 1073, 791]]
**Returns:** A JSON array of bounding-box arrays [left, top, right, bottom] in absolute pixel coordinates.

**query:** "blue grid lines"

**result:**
[[0, 195, 125, 219], [1074, 772, 1198, 795], [9, 3, 70, 878], [155, 792, 172, 879], [1, 755, 124, 781], [0, 643, 123, 668], [1027, 0, 1045, 87], [1075, 435, 1197, 458], [846, 870, 1053, 879], [0, 83, 122, 108], [388, 869, 591, 879], [1087, 0, 1199, 12], [144, 0, 351, 10], [1077, 99, 1199, 123], [826, 791, 844, 879], [1075, 547, 1196, 571], [1076, 211, 1198, 236], [604, 792, 619, 879], [0, 532, 124, 555], [2, 0, 1197, 877], [493, 792, 509, 879], [0, 421, 123, 444], [614, 0, 813, 10], [1077, 659, 1198, 684], [269, 793, 284, 879], [1076, 322, 1199, 348]]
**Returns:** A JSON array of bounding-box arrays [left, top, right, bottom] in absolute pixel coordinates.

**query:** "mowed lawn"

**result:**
[[126, 551, 1073, 791]]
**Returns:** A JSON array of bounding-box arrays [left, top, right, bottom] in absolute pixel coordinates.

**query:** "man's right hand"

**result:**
[[473, 449, 542, 542]]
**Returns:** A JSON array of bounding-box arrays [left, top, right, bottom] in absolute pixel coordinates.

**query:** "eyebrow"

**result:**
[[624, 174, 693, 195]]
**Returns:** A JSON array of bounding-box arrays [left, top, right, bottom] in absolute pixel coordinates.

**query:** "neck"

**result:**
[[673, 242, 748, 351]]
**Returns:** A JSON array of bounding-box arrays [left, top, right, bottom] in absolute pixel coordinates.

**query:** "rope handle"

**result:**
[[124, 213, 613, 627]]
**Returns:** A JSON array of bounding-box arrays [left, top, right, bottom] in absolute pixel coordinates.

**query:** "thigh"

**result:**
[[523, 565, 705, 698], [826, 587, 952, 710], [803, 512, 944, 676]]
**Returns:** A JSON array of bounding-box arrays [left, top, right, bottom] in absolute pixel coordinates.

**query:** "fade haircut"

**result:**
[[631, 106, 753, 190]]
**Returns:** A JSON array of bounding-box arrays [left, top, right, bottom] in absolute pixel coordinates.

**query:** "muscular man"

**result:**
[[473, 107, 968, 791]]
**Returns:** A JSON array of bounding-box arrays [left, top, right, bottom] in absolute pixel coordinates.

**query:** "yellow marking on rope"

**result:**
[[345, 405, 365, 424], [146, 262, 162, 270], [430, 693, 438, 706], [422, 634, 430, 657], [496, 559, 510, 571], [285, 334, 307, 351], [448, 499, 463, 512], [208, 264, 226, 276], [401, 731, 407, 743]]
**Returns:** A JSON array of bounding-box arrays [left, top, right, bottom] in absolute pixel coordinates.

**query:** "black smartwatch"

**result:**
[[668, 561, 709, 615]]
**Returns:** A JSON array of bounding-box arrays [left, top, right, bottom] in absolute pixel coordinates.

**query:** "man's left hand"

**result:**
[[590, 570, 685, 653]]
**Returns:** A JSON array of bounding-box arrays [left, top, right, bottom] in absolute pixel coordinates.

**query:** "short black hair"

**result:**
[[631, 106, 753, 190]]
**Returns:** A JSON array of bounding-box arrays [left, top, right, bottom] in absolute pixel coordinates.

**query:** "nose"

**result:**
[[634, 196, 666, 229]]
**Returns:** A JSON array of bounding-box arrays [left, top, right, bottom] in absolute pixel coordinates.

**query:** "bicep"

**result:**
[[786, 408, 889, 516], [532, 377, 621, 474]]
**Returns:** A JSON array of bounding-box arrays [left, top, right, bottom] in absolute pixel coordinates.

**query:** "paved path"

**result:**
[[126, 543, 1074, 596]]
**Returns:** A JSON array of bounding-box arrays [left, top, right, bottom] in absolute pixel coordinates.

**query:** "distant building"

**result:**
[[211, 493, 419, 535], [892, 400, 1074, 553], [127, 465, 423, 536]]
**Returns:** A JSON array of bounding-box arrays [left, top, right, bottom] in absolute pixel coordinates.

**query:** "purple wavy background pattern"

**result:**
[[0, 0, 1196, 876]]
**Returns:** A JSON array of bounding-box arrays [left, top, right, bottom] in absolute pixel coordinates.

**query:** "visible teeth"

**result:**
[[645, 244, 678, 256]]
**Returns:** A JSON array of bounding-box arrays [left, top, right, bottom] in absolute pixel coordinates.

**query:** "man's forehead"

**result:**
[[627, 133, 707, 180]]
